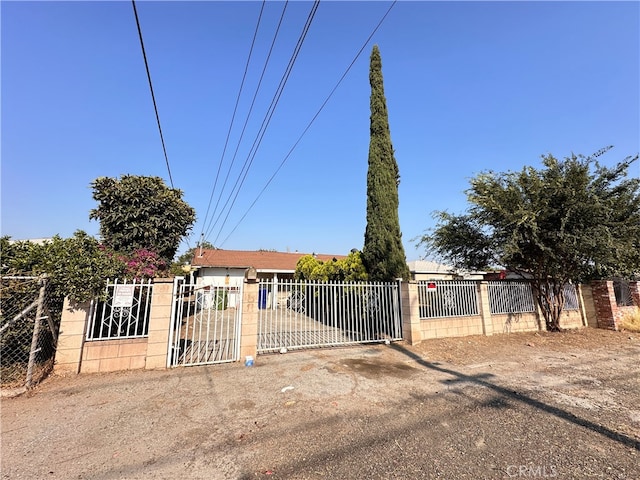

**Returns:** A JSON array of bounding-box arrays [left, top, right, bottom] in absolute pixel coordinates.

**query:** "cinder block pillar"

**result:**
[[145, 278, 174, 369], [578, 284, 596, 327], [401, 281, 422, 345], [240, 279, 259, 361], [54, 298, 91, 374], [478, 281, 493, 336]]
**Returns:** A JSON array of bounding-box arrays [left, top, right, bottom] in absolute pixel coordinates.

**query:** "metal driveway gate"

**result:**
[[169, 278, 242, 367], [257, 279, 402, 354]]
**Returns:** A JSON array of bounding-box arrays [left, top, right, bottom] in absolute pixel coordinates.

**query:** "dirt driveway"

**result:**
[[2, 328, 639, 479]]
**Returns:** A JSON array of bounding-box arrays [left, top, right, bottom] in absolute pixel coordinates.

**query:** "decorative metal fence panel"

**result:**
[[488, 281, 536, 314], [87, 279, 153, 340], [563, 284, 579, 310], [1, 276, 59, 390], [169, 278, 242, 367], [418, 280, 479, 319], [613, 278, 634, 307], [257, 279, 402, 354]]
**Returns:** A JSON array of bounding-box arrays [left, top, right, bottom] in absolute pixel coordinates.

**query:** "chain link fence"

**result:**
[[1, 276, 60, 392]]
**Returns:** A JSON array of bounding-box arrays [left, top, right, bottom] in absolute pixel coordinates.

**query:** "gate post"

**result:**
[[54, 298, 91, 374], [240, 274, 259, 362], [145, 278, 174, 369], [401, 282, 422, 345], [478, 281, 494, 336]]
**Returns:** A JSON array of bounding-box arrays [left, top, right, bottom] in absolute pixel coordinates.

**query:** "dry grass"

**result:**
[[619, 308, 640, 332]]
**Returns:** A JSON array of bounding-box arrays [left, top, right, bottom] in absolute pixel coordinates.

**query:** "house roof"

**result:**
[[407, 260, 454, 274], [190, 249, 346, 272]]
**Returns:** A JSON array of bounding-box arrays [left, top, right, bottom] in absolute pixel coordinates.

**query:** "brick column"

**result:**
[[401, 281, 422, 345], [630, 282, 640, 308], [54, 298, 91, 374], [145, 278, 174, 370], [240, 279, 259, 362], [590, 280, 618, 330]]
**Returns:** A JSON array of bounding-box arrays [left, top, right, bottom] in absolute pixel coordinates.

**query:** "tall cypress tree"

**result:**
[[362, 45, 410, 281]]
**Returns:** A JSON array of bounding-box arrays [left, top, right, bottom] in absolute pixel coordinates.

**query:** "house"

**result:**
[[407, 260, 485, 281], [189, 249, 346, 308], [192, 251, 478, 286], [483, 270, 533, 281]]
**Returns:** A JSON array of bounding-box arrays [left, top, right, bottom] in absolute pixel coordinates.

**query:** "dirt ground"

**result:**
[[2, 328, 639, 480]]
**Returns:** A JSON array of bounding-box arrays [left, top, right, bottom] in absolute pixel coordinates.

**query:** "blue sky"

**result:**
[[2, 1, 639, 261]]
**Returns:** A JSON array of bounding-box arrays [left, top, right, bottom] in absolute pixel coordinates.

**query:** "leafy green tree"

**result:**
[[2, 232, 171, 307], [1, 232, 126, 305], [295, 255, 325, 280], [362, 45, 410, 282], [294, 251, 368, 281], [89, 175, 196, 263], [336, 250, 369, 282], [418, 147, 640, 331]]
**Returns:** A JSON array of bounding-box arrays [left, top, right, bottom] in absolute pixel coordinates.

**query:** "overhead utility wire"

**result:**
[[201, 0, 289, 240], [131, 0, 174, 189], [198, 1, 267, 242], [206, 1, 316, 243], [217, 1, 398, 248], [207, 0, 320, 246]]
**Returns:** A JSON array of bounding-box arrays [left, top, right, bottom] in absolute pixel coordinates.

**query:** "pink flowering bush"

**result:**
[[122, 248, 168, 280], [98, 245, 168, 280]]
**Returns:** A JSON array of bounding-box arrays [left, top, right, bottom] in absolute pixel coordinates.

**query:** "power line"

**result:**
[[201, 1, 289, 242], [131, 0, 174, 189], [217, 1, 398, 248], [199, 1, 268, 242], [206, 1, 321, 246]]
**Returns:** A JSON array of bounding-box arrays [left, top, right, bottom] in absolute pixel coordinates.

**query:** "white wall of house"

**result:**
[[196, 267, 245, 286], [195, 267, 245, 308]]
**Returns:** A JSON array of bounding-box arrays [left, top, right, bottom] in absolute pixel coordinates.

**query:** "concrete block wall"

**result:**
[[579, 284, 597, 328], [559, 309, 584, 329], [80, 338, 147, 373], [55, 278, 175, 374], [488, 312, 541, 334], [56, 278, 598, 375], [420, 315, 484, 340], [402, 281, 591, 344], [145, 278, 174, 370], [239, 280, 259, 362], [401, 282, 422, 345], [54, 299, 91, 374]]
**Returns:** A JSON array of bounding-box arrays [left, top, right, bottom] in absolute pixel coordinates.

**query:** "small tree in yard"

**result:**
[[295, 251, 368, 282], [418, 147, 640, 331], [362, 45, 410, 282], [90, 175, 196, 263]]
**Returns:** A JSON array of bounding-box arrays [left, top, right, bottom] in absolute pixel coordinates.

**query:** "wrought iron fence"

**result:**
[[563, 284, 580, 310], [257, 279, 401, 353], [169, 279, 242, 367], [488, 281, 536, 314], [1, 276, 59, 390], [613, 278, 634, 307], [418, 280, 479, 319], [87, 279, 153, 340]]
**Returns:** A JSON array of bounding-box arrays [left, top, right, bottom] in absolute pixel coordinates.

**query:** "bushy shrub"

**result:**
[[294, 251, 368, 282], [1, 232, 169, 305]]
